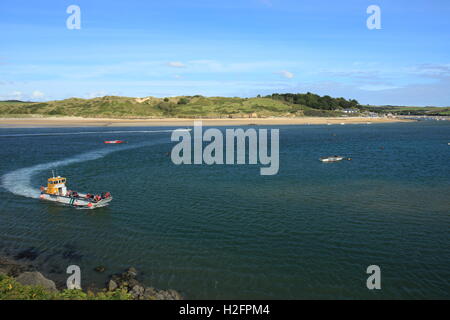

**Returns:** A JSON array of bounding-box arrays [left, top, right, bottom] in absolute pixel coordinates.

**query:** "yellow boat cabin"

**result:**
[[44, 176, 68, 195]]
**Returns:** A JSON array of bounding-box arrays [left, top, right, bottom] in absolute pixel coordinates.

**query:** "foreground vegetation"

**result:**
[[0, 274, 132, 300], [0, 94, 447, 118]]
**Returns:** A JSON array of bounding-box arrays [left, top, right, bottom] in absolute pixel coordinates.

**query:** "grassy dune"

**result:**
[[0, 96, 340, 118]]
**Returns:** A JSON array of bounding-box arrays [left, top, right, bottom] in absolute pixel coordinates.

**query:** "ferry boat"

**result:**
[[39, 175, 112, 209]]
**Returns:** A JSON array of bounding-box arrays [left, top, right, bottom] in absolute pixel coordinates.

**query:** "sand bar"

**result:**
[[0, 116, 415, 128]]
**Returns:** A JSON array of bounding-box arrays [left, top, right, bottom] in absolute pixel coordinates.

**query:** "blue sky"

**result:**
[[0, 0, 449, 106]]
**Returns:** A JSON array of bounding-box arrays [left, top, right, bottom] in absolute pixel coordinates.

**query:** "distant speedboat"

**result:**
[[104, 140, 125, 144], [320, 156, 344, 162]]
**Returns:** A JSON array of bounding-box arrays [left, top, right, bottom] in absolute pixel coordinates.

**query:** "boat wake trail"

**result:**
[[1, 140, 165, 199]]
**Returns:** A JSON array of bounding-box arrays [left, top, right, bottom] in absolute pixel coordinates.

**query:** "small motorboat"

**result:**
[[104, 140, 125, 144], [39, 175, 112, 209], [320, 156, 344, 162]]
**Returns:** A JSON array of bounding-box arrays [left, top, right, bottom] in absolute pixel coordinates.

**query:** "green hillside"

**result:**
[[0, 95, 345, 118], [1, 94, 446, 118], [364, 105, 450, 116]]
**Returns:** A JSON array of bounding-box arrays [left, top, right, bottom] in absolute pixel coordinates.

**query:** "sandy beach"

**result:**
[[0, 116, 414, 128]]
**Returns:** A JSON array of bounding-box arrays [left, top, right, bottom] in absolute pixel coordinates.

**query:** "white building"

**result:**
[[342, 109, 358, 114]]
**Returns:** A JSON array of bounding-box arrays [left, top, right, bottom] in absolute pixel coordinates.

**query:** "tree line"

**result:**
[[263, 92, 361, 111]]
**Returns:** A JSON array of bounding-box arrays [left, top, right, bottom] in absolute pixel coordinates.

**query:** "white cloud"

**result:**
[[408, 63, 450, 79], [11, 91, 23, 99], [0, 91, 25, 101], [275, 70, 294, 79], [31, 90, 44, 99], [167, 61, 186, 68]]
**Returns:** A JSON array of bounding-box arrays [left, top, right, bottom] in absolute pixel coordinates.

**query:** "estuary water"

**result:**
[[0, 121, 449, 299]]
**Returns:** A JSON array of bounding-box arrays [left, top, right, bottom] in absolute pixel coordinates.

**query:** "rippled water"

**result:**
[[0, 122, 449, 299]]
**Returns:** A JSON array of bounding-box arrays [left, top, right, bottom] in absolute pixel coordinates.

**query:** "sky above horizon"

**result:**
[[0, 0, 449, 106]]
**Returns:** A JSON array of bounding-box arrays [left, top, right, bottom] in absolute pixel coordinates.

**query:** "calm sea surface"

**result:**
[[0, 121, 449, 299]]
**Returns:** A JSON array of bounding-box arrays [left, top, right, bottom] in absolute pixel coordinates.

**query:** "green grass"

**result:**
[[0, 274, 132, 300], [0, 95, 336, 118]]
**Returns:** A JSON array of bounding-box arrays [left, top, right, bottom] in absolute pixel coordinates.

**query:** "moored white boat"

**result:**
[[320, 156, 344, 162]]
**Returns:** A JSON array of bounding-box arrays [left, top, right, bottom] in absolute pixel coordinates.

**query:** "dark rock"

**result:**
[[166, 289, 183, 300], [61, 249, 83, 261], [15, 271, 57, 292], [94, 266, 106, 273], [125, 267, 138, 278], [106, 267, 182, 300], [14, 247, 40, 261], [109, 267, 140, 290], [143, 287, 157, 299], [143, 286, 182, 300], [155, 289, 183, 300], [130, 285, 145, 299], [127, 278, 140, 289], [61, 244, 83, 261], [48, 264, 64, 274], [108, 279, 118, 291], [8, 264, 30, 277], [0, 256, 35, 277]]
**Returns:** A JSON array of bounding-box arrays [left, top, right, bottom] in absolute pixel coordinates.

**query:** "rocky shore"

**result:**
[[107, 267, 182, 300], [0, 256, 182, 300]]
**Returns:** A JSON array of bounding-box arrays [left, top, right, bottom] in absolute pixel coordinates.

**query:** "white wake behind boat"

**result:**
[[39, 175, 112, 209]]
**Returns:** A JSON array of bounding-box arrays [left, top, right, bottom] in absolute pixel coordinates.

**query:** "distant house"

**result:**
[[342, 109, 358, 114]]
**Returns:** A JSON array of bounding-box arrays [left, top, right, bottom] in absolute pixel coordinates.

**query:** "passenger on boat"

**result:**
[[101, 192, 110, 199]]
